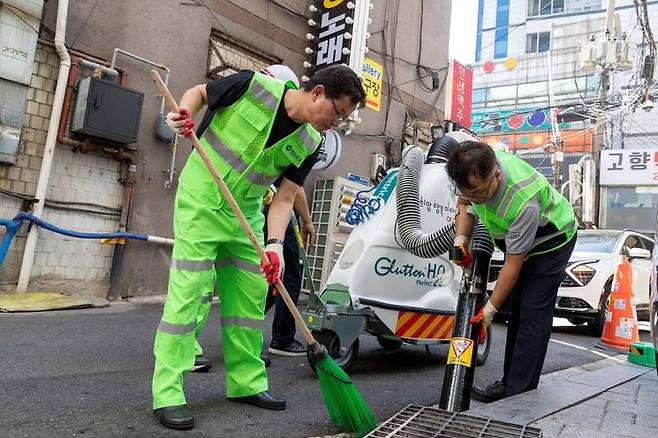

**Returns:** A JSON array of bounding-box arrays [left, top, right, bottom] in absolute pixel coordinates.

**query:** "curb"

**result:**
[[465, 357, 651, 425]]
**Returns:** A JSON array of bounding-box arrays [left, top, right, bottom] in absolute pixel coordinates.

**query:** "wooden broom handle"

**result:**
[[150, 71, 316, 346]]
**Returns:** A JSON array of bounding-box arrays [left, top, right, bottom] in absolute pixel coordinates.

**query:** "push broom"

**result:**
[[150, 71, 378, 436]]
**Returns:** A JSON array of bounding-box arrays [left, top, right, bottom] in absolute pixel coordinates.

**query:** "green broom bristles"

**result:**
[[315, 354, 379, 437]]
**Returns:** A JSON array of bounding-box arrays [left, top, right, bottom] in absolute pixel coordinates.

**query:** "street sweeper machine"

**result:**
[[303, 131, 495, 411]]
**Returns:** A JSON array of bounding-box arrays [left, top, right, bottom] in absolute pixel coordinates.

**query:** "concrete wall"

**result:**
[[11, 0, 453, 297], [0, 42, 123, 295]]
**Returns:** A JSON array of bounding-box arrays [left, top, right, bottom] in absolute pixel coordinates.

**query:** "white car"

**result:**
[[650, 214, 658, 375], [488, 229, 653, 336]]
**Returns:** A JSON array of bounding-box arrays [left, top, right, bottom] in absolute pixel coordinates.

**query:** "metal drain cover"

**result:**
[[366, 405, 542, 438]]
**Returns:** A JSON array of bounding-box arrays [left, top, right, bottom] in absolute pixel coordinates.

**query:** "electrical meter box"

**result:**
[[71, 77, 144, 144]]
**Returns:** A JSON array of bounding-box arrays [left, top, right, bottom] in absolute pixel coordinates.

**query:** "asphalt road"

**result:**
[[0, 303, 651, 437]]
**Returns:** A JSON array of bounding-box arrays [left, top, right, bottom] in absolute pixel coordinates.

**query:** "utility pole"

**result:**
[[590, 0, 616, 227], [546, 50, 563, 188]]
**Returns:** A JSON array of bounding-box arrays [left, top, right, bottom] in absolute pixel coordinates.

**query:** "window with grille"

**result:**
[[207, 29, 281, 79]]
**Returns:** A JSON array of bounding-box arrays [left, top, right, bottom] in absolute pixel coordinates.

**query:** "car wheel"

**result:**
[[587, 280, 612, 337]]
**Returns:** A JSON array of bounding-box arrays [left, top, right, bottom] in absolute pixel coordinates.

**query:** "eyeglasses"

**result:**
[[330, 97, 347, 123], [455, 169, 498, 202]]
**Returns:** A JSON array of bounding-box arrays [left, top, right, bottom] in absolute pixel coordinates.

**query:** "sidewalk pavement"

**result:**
[[359, 354, 658, 438], [529, 362, 658, 437], [467, 355, 658, 438]]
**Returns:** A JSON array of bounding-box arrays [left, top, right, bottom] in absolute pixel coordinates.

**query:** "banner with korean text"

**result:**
[[444, 60, 473, 128], [601, 149, 658, 186]]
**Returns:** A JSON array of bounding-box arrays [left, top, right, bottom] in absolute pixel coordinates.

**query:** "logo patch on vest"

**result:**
[[282, 142, 306, 167], [506, 231, 520, 239]]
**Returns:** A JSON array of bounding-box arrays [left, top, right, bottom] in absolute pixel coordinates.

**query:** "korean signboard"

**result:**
[[306, 0, 355, 75], [361, 57, 383, 111], [444, 60, 473, 128], [601, 149, 658, 186]]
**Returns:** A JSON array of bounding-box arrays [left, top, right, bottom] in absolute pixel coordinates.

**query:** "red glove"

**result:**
[[260, 243, 284, 285], [165, 107, 195, 138], [469, 301, 497, 344], [451, 235, 472, 268]]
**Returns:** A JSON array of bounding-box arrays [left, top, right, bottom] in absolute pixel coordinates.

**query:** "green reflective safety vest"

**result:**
[[471, 150, 577, 256], [197, 72, 322, 213]]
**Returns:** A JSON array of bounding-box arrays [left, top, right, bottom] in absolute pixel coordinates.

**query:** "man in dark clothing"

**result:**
[[447, 141, 577, 402], [262, 177, 316, 359]]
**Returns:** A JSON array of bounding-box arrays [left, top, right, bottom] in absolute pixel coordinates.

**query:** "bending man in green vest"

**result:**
[[153, 65, 365, 430], [446, 140, 577, 403]]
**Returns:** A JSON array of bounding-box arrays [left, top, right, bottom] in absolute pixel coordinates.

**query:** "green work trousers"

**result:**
[[152, 154, 268, 409]]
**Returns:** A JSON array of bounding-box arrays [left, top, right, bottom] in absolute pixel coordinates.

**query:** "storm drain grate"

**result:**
[[366, 405, 542, 438]]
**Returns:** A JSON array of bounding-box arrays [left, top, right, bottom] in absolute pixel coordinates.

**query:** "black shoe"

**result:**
[[268, 339, 307, 357], [260, 353, 272, 367], [190, 355, 212, 372], [154, 404, 194, 430], [229, 390, 286, 410], [471, 380, 508, 403]]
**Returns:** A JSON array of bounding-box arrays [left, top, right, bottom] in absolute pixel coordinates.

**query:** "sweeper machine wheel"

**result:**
[[377, 337, 403, 350], [308, 329, 359, 373]]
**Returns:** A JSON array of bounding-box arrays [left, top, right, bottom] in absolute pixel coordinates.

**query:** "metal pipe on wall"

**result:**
[[164, 136, 178, 189], [104, 147, 137, 300], [16, 0, 71, 293], [110, 48, 170, 116], [29, 44, 141, 299], [56, 64, 138, 299], [16, 39, 174, 296], [38, 39, 129, 79]]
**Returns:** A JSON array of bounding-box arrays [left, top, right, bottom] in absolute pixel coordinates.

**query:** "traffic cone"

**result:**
[[598, 256, 640, 352]]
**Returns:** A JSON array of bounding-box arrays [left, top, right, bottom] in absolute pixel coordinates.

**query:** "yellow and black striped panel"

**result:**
[[394, 311, 455, 340]]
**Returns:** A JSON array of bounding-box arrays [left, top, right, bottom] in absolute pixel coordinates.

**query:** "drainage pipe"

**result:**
[[105, 147, 137, 300], [16, 0, 71, 293]]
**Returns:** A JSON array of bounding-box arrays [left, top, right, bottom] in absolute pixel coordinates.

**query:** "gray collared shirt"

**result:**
[[467, 161, 540, 255]]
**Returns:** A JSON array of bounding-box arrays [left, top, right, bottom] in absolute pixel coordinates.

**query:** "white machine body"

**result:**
[[328, 161, 462, 336]]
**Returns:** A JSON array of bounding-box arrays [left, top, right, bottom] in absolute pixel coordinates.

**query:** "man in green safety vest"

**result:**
[[446, 140, 577, 403], [189, 65, 315, 372], [154, 64, 365, 430]]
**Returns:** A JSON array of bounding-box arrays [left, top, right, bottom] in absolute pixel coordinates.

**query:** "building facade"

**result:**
[[472, 0, 658, 231], [0, 0, 452, 296]]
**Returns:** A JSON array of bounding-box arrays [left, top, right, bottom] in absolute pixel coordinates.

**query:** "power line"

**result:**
[[2, 3, 40, 34], [474, 0, 560, 59], [475, 22, 526, 59], [268, 0, 306, 19]]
